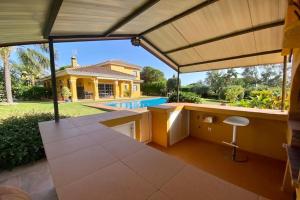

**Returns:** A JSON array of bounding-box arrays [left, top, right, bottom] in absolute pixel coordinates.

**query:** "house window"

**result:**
[[98, 84, 114, 98], [133, 84, 138, 92], [131, 71, 137, 77]]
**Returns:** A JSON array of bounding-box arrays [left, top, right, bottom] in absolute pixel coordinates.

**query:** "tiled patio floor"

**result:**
[[0, 159, 57, 200], [149, 137, 292, 200], [0, 137, 292, 200]]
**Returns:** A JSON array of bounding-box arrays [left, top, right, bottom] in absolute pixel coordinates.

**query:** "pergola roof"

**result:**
[[0, 0, 287, 72]]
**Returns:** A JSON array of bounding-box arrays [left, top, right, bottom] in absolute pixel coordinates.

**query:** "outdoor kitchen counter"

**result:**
[[39, 110, 266, 200], [156, 103, 288, 121]]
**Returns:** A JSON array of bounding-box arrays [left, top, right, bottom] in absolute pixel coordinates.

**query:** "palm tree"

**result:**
[[0, 47, 14, 103], [0, 45, 50, 103], [16, 45, 50, 85]]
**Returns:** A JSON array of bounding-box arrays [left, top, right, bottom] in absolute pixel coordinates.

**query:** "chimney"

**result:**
[[71, 56, 79, 68]]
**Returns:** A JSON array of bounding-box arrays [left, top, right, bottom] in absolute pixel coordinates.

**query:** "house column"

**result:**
[[93, 78, 99, 100], [69, 77, 78, 102], [120, 82, 124, 98], [130, 81, 133, 98], [114, 81, 119, 99]]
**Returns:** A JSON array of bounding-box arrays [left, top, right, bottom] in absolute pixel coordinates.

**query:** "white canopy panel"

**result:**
[[0, 0, 287, 72]]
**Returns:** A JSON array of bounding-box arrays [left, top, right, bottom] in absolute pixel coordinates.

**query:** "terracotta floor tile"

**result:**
[[39, 118, 74, 132], [40, 126, 84, 144], [44, 135, 94, 159], [56, 162, 156, 200], [77, 122, 107, 133], [148, 191, 170, 200], [86, 128, 120, 145], [161, 165, 259, 200], [48, 145, 117, 187], [122, 147, 185, 188], [101, 136, 146, 159], [150, 137, 291, 199]]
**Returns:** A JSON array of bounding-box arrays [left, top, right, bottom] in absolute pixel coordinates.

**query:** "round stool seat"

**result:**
[[223, 116, 249, 127]]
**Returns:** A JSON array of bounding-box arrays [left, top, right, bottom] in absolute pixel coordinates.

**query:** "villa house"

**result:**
[[41, 57, 142, 101]]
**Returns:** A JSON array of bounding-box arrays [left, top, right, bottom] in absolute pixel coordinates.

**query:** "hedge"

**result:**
[[141, 81, 166, 96], [14, 85, 51, 100], [0, 113, 68, 170], [168, 92, 202, 103]]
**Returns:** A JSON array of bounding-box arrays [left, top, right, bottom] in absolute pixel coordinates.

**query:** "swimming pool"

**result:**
[[105, 97, 168, 109]]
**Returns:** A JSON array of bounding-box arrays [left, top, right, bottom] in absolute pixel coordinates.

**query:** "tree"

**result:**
[[0, 47, 14, 103], [15, 46, 50, 85], [141, 66, 165, 83], [241, 67, 259, 87], [260, 65, 282, 87], [167, 74, 180, 92], [225, 85, 244, 102], [0, 45, 50, 103], [205, 70, 225, 99]]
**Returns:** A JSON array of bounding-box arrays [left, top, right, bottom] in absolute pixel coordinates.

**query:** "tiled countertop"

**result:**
[[149, 103, 288, 121], [39, 111, 266, 200]]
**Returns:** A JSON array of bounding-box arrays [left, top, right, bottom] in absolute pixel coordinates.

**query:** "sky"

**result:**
[[53, 40, 207, 86]]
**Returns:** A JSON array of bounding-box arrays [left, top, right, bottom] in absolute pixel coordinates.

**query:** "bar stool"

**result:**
[[223, 116, 249, 162]]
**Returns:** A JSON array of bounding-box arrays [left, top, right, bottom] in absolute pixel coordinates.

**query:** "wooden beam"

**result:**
[[181, 49, 282, 67], [103, 0, 160, 37], [140, 37, 178, 71], [50, 34, 136, 43], [139, 0, 218, 36], [0, 40, 48, 48], [165, 20, 284, 54], [44, 0, 63, 38], [49, 38, 59, 122], [0, 35, 134, 47]]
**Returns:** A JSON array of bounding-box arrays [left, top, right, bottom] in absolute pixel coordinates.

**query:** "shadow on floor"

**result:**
[[149, 137, 292, 200]]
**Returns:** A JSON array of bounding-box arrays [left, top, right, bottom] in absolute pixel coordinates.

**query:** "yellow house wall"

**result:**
[[109, 64, 140, 80], [43, 70, 141, 100], [131, 83, 141, 98], [189, 110, 287, 161]]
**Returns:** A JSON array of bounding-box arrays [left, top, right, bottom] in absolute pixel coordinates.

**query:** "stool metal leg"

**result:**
[[232, 125, 237, 161]]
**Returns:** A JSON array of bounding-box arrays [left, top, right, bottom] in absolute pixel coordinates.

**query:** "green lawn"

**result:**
[[202, 98, 228, 105], [0, 101, 106, 120]]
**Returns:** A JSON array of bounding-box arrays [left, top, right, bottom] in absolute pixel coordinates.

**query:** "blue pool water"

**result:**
[[105, 97, 168, 109]]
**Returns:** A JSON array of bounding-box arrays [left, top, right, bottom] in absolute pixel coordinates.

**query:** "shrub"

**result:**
[[14, 85, 48, 100], [168, 92, 202, 103], [141, 81, 166, 96], [61, 86, 71, 100], [224, 85, 245, 102], [182, 84, 209, 98], [232, 88, 290, 110], [0, 83, 5, 102], [0, 113, 69, 170]]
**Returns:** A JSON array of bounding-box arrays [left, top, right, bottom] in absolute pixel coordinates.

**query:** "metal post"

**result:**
[[177, 69, 180, 103], [49, 38, 59, 122], [281, 56, 287, 112]]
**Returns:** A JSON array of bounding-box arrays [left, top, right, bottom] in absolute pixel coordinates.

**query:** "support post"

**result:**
[[177, 69, 180, 103], [281, 56, 287, 112], [93, 78, 99, 100], [49, 38, 59, 122]]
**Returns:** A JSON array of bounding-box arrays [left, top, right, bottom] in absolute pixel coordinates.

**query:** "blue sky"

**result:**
[[53, 40, 206, 86]]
